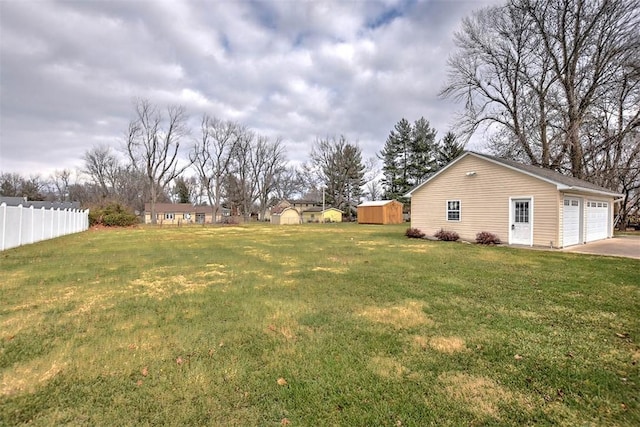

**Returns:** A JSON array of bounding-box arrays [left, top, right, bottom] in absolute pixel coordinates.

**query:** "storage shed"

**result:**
[[357, 200, 404, 225], [271, 207, 301, 225]]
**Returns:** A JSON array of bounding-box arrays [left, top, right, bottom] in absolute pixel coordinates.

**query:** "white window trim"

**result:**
[[446, 200, 461, 222]]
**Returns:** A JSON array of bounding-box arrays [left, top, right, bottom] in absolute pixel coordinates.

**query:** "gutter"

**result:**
[[558, 185, 624, 199]]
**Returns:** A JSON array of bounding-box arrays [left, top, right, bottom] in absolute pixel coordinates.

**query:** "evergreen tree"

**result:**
[[380, 118, 412, 199], [408, 117, 437, 184], [379, 117, 439, 199], [437, 132, 465, 169], [173, 177, 192, 204]]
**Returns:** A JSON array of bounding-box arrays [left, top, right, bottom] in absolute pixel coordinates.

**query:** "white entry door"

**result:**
[[563, 198, 581, 247], [511, 198, 532, 245]]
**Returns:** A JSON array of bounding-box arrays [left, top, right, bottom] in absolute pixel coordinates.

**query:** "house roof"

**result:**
[[272, 206, 299, 216], [302, 206, 343, 213], [405, 151, 623, 198], [144, 203, 213, 214], [358, 200, 399, 207]]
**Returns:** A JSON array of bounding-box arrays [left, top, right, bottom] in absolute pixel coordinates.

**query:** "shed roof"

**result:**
[[358, 200, 399, 207], [405, 152, 623, 198]]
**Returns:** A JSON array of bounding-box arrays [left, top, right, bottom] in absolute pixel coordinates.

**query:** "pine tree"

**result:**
[[408, 117, 437, 184], [380, 118, 412, 199], [380, 117, 439, 199], [437, 132, 465, 169]]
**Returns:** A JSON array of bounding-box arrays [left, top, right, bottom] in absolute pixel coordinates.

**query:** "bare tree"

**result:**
[[310, 136, 365, 218], [126, 99, 191, 224], [273, 165, 305, 201], [0, 172, 23, 197], [190, 116, 240, 223], [441, 0, 639, 178], [225, 128, 256, 219], [50, 169, 72, 202], [251, 136, 287, 220], [82, 145, 120, 198]]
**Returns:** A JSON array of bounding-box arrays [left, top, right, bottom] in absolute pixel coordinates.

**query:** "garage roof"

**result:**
[[406, 152, 623, 198]]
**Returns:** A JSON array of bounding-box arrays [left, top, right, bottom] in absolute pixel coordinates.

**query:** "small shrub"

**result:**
[[89, 202, 138, 227], [434, 229, 459, 241], [476, 231, 501, 245], [405, 227, 425, 239]]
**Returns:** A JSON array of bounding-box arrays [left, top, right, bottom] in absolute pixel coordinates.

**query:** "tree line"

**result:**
[[0, 100, 461, 223], [2, 0, 637, 226]]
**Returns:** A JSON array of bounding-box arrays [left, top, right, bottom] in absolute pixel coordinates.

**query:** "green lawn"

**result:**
[[1, 223, 638, 426]]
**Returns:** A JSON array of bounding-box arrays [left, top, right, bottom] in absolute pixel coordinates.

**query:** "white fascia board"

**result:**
[[559, 185, 624, 198]]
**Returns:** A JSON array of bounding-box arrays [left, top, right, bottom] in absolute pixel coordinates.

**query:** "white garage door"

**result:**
[[563, 198, 581, 247], [586, 201, 609, 242]]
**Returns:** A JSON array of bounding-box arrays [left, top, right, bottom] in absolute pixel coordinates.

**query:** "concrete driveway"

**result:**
[[562, 235, 640, 259]]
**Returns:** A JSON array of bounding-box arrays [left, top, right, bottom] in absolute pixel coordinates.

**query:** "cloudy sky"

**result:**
[[0, 0, 501, 178]]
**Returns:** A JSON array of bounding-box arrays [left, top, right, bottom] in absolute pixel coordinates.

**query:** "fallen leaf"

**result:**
[[268, 324, 277, 332], [277, 377, 288, 386], [514, 354, 523, 360], [136, 380, 143, 386], [615, 332, 629, 339], [176, 357, 184, 365], [141, 367, 148, 377], [281, 418, 291, 425]]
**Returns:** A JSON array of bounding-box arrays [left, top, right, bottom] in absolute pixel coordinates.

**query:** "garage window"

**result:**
[[447, 200, 461, 221]]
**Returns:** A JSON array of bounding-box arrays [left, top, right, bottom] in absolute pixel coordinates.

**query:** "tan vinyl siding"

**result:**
[[411, 155, 560, 246]]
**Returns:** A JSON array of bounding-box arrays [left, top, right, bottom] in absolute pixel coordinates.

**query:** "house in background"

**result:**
[[357, 200, 404, 225], [405, 152, 623, 248], [268, 199, 343, 224], [301, 207, 343, 223], [144, 203, 230, 224]]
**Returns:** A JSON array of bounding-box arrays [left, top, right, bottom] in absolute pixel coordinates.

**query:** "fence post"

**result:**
[[17, 204, 23, 247], [1, 203, 5, 251], [28, 205, 35, 245]]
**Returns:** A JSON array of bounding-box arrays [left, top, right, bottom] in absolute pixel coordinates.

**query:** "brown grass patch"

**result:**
[[311, 266, 347, 274], [438, 372, 536, 419], [411, 335, 467, 354], [368, 356, 409, 380], [243, 247, 272, 262], [130, 268, 222, 300], [1, 351, 67, 396], [438, 372, 511, 419], [359, 300, 433, 329], [402, 246, 430, 253]]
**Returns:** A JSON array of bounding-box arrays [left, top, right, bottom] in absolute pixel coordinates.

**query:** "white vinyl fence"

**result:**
[[0, 203, 89, 251]]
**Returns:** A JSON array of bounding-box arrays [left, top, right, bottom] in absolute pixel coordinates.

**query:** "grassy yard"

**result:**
[[1, 223, 638, 426]]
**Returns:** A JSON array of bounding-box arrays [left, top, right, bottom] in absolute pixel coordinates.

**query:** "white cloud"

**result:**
[[0, 0, 502, 177]]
